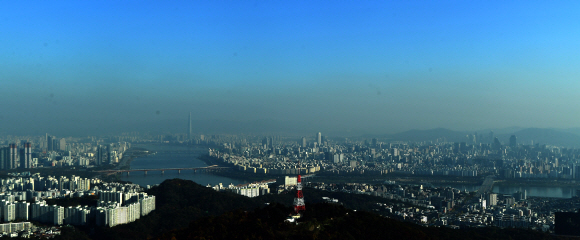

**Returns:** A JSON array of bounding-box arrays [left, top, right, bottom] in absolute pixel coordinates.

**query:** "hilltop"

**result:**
[[50, 179, 566, 240]]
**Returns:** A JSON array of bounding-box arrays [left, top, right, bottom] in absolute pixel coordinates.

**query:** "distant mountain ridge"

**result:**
[[29, 119, 580, 147], [386, 127, 580, 147], [389, 128, 468, 142]]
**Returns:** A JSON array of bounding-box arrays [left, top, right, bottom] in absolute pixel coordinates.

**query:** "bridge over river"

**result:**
[[94, 166, 229, 175], [477, 175, 495, 195]]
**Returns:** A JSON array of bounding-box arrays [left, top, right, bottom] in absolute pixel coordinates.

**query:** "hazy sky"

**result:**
[[2, 1, 580, 136]]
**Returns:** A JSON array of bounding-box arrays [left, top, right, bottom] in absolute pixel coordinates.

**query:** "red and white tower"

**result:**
[[293, 174, 305, 213]]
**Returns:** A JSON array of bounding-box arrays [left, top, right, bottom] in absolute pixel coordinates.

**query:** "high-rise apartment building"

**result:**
[[0, 145, 18, 169], [9, 144, 18, 169], [2, 202, 15, 222], [59, 138, 66, 151], [107, 144, 113, 164], [0, 147, 8, 169], [15, 202, 29, 220], [19, 142, 32, 169], [487, 193, 498, 206], [97, 145, 105, 165]]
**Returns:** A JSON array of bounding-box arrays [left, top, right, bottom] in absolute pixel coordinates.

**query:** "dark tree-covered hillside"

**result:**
[[48, 179, 571, 240]]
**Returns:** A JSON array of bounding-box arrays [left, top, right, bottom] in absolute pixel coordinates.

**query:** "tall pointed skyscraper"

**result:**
[[188, 112, 192, 140]]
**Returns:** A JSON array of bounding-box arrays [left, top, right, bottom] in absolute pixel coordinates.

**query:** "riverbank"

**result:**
[[116, 147, 151, 170], [194, 153, 580, 190], [494, 179, 580, 187], [96, 147, 152, 182], [196, 155, 282, 183], [197, 154, 485, 185]]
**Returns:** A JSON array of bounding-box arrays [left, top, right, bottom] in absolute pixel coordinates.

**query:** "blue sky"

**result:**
[[1, 1, 580, 135]]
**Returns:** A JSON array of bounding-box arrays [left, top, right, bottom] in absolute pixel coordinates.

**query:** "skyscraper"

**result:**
[[97, 145, 104, 165], [317, 132, 322, 145], [47, 136, 54, 151], [493, 137, 501, 151], [188, 112, 192, 140], [509, 135, 517, 148]]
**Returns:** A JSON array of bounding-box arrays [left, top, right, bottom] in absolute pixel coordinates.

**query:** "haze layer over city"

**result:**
[[2, 1, 580, 137]]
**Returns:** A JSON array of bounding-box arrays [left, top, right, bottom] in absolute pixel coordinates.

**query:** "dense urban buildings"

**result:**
[[2, 130, 580, 234], [191, 131, 580, 232], [0, 136, 130, 169], [0, 172, 155, 236], [202, 131, 580, 182]]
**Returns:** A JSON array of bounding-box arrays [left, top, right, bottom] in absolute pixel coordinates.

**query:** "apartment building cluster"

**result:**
[[0, 222, 32, 237], [0, 173, 156, 231], [0, 174, 97, 199], [96, 191, 156, 227], [208, 179, 274, 198]]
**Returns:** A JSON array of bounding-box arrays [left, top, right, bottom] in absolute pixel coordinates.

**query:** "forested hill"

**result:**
[[52, 179, 565, 240], [87, 179, 267, 240], [157, 203, 562, 240]]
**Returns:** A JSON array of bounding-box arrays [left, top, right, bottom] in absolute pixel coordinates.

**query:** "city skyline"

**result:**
[[0, 121, 578, 236]]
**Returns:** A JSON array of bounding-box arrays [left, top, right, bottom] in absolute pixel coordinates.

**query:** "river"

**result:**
[[120, 143, 247, 187]]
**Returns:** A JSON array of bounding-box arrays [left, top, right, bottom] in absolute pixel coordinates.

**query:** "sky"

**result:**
[[1, 1, 580, 136]]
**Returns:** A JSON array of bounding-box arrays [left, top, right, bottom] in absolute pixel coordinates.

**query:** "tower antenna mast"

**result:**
[[293, 159, 305, 213]]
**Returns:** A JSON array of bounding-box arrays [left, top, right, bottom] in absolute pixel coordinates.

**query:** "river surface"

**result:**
[[433, 183, 578, 198], [120, 143, 247, 187]]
